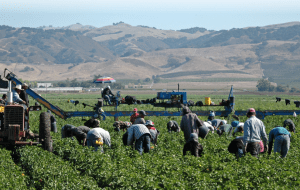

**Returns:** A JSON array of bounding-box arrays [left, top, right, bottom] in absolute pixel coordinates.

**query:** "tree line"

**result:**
[[256, 79, 299, 92]]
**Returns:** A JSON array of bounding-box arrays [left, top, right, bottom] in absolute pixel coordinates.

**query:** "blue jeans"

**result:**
[[104, 95, 113, 105], [135, 134, 151, 155], [274, 135, 290, 158]]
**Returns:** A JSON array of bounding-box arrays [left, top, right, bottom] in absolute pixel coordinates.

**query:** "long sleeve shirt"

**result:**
[[283, 119, 295, 132], [72, 126, 90, 139], [12, 90, 24, 104], [87, 128, 111, 147], [134, 117, 146, 124], [149, 127, 159, 144], [19, 90, 29, 106], [167, 120, 180, 132], [220, 124, 233, 133], [203, 122, 215, 132], [127, 124, 150, 146], [211, 119, 222, 128], [130, 113, 139, 123], [243, 116, 268, 144], [180, 113, 203, 141], [269, 127, 291, 143], [233, 122, 244, 134], [61, 124, 76, 138]]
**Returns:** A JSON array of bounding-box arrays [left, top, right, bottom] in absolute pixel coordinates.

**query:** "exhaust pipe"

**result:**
[[7, 80, 13, 104]]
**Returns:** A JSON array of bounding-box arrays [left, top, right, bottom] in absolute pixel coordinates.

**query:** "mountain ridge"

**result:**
[[0, 22, 300, 88]]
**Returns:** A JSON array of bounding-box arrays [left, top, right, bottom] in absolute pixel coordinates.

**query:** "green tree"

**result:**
[[276, 85, 289, 92], [154, 77, 161, 83], [256, 79, 275, 91], [144, 78, 151, 82], [290, 87, 298, 93]]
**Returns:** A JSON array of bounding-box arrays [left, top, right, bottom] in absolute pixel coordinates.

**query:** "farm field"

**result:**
[[3, 92, 300, 189]]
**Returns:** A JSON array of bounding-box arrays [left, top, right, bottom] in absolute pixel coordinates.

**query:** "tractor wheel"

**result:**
[[39, 112, 53, 152]]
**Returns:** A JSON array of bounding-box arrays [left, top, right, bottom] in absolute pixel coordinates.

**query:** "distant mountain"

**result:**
[[1, 22, 300, 87], [0, 25, 113, 66]]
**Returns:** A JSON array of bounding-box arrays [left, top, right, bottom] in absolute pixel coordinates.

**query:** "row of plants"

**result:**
[[14, 146, 99, 189], [49, 113, 300, 189], [0, 148, 28, 189], [16, 94, 300, 189]]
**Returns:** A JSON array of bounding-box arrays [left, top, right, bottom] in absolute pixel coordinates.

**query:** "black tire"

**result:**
[[39, 112, 53, 152]]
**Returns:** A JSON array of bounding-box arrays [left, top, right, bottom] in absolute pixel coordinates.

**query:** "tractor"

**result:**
[[0, 73, 52, 152]]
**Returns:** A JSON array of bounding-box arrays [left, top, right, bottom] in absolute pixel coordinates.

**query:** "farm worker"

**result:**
[[183, 133, 203, 157], [203, 121, 215, 133], [20, 83, 29, 106], [127, 124, 151, 155], [47, 110, 57, 133], [102, 86, 114, 105], [207, 111, 215, 121], [0, 94, 7, 104], [268, 126, 291, 158], [68, 99, 79, 106], [217, 122, 233, 136], [180, 106, 204, 141], [167, 120, 180, 132], [228, 136, 244, 159], [12, 84, 28, 128], [84, 118, 100, 128], [145, 120, 160, 146], [134, 110, 147, 124], [198, 125, 209, 139], [232, 121, 244, 136], [70, 126, 91, 146], [113, 121, 131, 131], [87, 127, 111, 152], [228, 136, 265, 159], [130, 108, 139, 123], [61, 124, 76, 138], [211, 119, 226, 130], [12, 84, 27, 105], [243, 108, 268, 157], [283, 119, 295, 133]]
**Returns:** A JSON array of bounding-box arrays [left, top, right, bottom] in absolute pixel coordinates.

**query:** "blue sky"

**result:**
[[1, 0, 299, 30]]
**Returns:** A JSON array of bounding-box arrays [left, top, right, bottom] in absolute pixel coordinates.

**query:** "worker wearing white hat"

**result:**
[[12, 84, 26, 105]]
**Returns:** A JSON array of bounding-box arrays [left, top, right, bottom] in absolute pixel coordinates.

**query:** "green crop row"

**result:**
[[18, 94, 300, 189], [51, 113, 300, 189], [0, 148, 28, 190], [15, 146, 99, 189]]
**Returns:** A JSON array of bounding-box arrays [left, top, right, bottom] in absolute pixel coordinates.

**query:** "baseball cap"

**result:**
[[133, 108, 138, 112], [145, 120, 154, 126], [247, 108, 256, 113], [139, 110, 147, 116]]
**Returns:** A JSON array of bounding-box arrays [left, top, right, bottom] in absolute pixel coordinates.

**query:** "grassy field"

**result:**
[[3, 92, 300, 189]]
